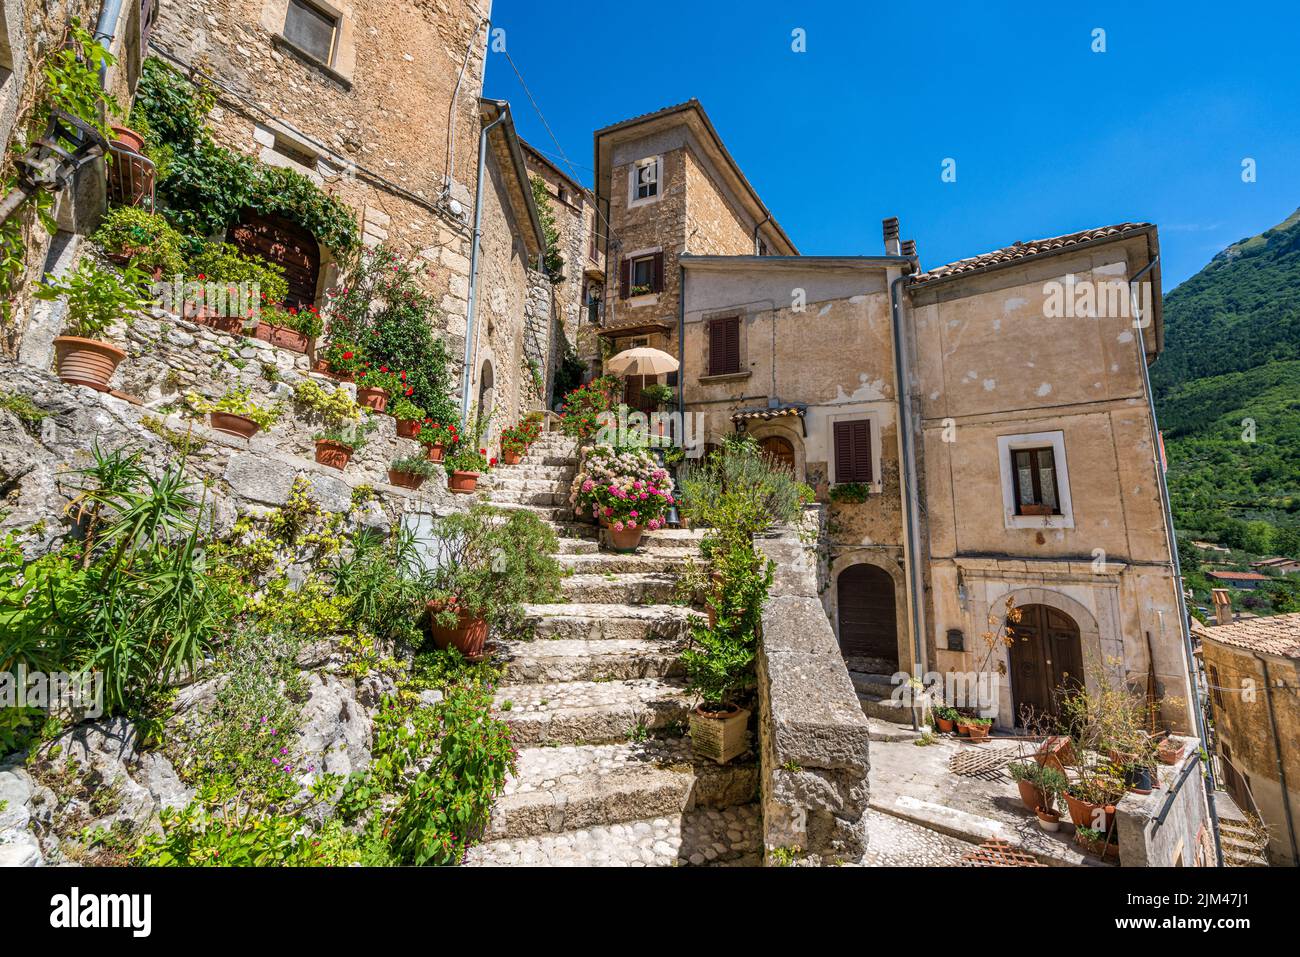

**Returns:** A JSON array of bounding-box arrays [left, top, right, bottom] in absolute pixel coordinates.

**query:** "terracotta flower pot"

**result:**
[[396, 419, 421, 439], [955, 721, 972, 737], [311, 359, 350, 381], [1017, 780, 1049, 813], [314, 439, 352, 471], [425, 443, 445, 463], [209, 411, 260, 439], [690, 703, 750, 765], [1158, 742, 1186, 765], [1064, 792, 1117, 831], [427, 604, 489, 660], [387, 469, 425, 490], [1036, 808, 1061, 832], [605, 524, 645, 552], [448, 470, 479, 494], [502, 449, 522, 465], [1019, 503, 1054, 516], [967, 722, 990, 741], [255, 321, 309, 353], [53, 336, 127, 390], [110, 125, 146, 152], [936, 716, 955, 733], [1035, 736, 1076, 776], [356, 386, 388, 413]]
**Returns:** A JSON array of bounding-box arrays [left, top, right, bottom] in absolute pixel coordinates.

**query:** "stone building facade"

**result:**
[[1194, 614, 1300, 864]]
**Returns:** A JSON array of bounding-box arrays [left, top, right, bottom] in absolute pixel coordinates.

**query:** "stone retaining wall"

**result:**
[[756, 518, 872, 865]]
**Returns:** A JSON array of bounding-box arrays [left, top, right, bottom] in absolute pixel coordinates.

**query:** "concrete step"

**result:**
[[522, 603, 703, 642], [494, 677, 692, 746], [558, 552, 690, 576], [464, 804, 762, 866], [560, 572, 679, 604], [480, 739, 758, 841], [497, 637, 684, 683]]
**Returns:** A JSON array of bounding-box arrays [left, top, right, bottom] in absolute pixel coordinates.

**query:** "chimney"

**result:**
[[1211, 588, 1233, 626], [882, 217, 901, 256], [901, 238, 919, 269]]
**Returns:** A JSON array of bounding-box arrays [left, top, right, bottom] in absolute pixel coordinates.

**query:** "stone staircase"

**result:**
[[464, 432, 763, 866], [1218, 814, 1270, 866]]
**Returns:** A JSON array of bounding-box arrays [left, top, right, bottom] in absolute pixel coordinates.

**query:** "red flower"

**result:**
[[342, 351, 354, 360], [379, 365, 388, 373], [405, 386, 414, 395], [489, 458, 498, 466], [480, 448, 486, 455]]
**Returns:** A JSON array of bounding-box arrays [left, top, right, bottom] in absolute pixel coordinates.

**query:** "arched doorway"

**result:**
[[758, 436, 795, 473], [836, 563, 898, 672], [228, 212, 321, 308], [1009, 604, 1084, 721]]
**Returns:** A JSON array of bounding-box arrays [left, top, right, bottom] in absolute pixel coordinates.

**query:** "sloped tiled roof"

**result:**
[[911, 223, 1153, 284], [1193, 612, 1300, 659], [1208, 570, 1271, 582]]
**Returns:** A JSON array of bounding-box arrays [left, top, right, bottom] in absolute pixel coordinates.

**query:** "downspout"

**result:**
[[676, 263, 685, 425], [889, 271, 927, 730], [94, 0, 125, 82], [1256, 655, 1300, 863], [460, 107, 507, 427], [443, 17, 490, 202], [1129, 253, 1223, 866], [752, 213, 771, 256]]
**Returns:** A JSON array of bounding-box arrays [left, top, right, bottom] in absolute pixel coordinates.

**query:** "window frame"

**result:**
[[283, 0, 341, 68], [627, 156, 663, 208], [830, 415, 879, 487], [706, 315, 741, 377], [996, 430, 1075, 529], [1010, 445, 1061, 516]]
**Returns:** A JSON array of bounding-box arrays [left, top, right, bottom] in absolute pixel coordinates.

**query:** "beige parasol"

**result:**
[[605, 347, 680, 376]]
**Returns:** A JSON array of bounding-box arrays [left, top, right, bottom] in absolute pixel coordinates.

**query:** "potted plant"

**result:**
[[354, 367, 400, 413], [934, 706, 958, 734], [1075, 826, 1119, 861], [313, 424, 367, 471], [1158, 737, 1186, 766], [445, 446, 491, 494], [189, 386, 281, 439], [1036, 807, 1062, 831], [423, 505, 564, 658], [1064, 770, 1124, 831], [388, 453, 437, 491], [499, 423, 531, 465], [255, 302, 322, 353], [954, 714, 973, 736], [419, 421, 457, 463], [35, 260, 151, 390], [91, 207, 185, 279], [1009, 761, 1067, 814], [389, 397, 425, 438], [569, 445, 675, 553], [965, 715, 993, 741], [315, 340, 364, 380]]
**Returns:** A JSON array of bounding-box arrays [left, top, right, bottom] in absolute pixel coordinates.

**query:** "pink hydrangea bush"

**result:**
[[569, 445, 675, 531]]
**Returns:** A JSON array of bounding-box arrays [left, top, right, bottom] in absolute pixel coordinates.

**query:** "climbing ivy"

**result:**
[[529, 175, 564, 279]]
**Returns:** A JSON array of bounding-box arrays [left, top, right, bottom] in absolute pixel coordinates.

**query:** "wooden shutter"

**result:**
[[833, 420, 872, 483], [652, 252, 665, 292], [708, 317, 740, 376], [619, 258, 630, 299]]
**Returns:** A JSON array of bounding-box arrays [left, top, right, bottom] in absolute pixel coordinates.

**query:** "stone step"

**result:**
[[556, 538, 600, 555], [490, 463, 575, 480], [481, 739, 758, 841], [522, 603, 703, 642], [497, 637, 684, 683], [464, 804, 762, 866], [486, 488, 567, 507], [558, 552, 690, 576], [484, 474, 572, 493], [485, 501, 572, 523], [494, 677, 692, 746], [560, 572, 679, 604]]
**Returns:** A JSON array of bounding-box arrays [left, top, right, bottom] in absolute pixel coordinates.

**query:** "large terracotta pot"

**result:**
[[448, 470, 479, 494], [110, 125, 146, 152], [690, 703, 750, 764], [387, 469, 425, 490], [311, 358, 350, 381], [53, 336, 127, 390], [357, 386, 388, 413], [936, 716, 955, 733], [1064, 791, 1117, 831], [967, 722, 990, 741], [314, 439, 352, 471], [502, 449, 522, 465], [605, 524, 645, 552], [1017, 779, 1049, 813], [396, 419, 421, 439], [425, 443, 445, 463], [209, 411, 260, 439], [427, 605, 489, 659], [255, 321, 309, 353]]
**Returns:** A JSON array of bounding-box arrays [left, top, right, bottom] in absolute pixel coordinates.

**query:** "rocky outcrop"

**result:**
[[756, 523, 872, 865]]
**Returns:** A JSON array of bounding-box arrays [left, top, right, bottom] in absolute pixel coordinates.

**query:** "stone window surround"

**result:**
[[996, 429, 1075, 529], [623, 245, 661, 307], [263, 0, 357, 87], [827, 410, 883, 492], [627, 155, 663, 209]]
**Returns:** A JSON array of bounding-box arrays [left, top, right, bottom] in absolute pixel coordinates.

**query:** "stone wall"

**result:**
[[1114, 739, 1216, 866], [755, 521, 872, 864]]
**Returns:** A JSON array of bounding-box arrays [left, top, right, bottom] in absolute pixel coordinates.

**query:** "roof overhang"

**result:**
[[681, 254, 911, 272], [596, 321, 673, 339], [480, 99, 547, 262], [594, 99, 797, 255]]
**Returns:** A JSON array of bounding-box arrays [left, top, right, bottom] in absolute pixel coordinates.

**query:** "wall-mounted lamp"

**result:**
[[0, 110, 110, 225]]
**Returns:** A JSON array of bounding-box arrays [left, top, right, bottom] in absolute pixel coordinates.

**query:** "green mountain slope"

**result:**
[[1153, 207, 1300, 559]]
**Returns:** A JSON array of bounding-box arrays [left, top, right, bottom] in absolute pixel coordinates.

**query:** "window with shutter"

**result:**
[[707, 317, 740, 376], [833, 420, 873, 484], [619, 258, 630, 300]]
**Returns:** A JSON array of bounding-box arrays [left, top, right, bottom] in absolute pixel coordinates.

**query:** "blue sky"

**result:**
[[483, 0, 1300, 290]]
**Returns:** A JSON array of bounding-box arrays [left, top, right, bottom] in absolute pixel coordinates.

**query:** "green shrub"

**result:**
[[92, 207, 186, 277], [390, 454, 439, 478], [35, 259, 153, 338], [187, 242, 289, 306], [556, 376, 621, 440], [187, 386, 282, 429]]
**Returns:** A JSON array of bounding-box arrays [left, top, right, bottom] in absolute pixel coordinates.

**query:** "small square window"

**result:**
[[629, 157, 661, 206], [630, 256, 655, 293], [284, 0, 339, 66], [1011, 446, 1059, 515]]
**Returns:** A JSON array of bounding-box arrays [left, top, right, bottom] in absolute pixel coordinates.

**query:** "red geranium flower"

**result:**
[[342, 351, 354, 360]]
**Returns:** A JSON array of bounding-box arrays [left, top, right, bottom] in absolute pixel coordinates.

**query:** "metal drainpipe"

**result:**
[[752, 213, 771, 255], [1129, 253, 1223, 865], [889, 271, 927, 730], [94, 0, 125, 81], [443, 17, 489, 202], [676, 264, 685, 424], [1256, 655, 1300, 863], [460, 108, 507, 427]]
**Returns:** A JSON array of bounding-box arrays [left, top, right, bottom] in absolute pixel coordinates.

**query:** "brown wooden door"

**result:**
[[758, 436, 795, 473], [837, 564, 898, 670], [1009, 604, 1083, 722], [229, 212, 321, 308]]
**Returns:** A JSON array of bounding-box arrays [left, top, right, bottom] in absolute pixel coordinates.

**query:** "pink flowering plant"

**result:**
[[569, 445, 675, 532]]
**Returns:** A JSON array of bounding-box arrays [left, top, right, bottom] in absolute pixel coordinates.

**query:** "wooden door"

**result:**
[[229, 212, 320, 308], [622, 374, 657, 413], [758, 436, 795, 473], [1009, 604, 1083, 721], [837, 564, 898, 670]]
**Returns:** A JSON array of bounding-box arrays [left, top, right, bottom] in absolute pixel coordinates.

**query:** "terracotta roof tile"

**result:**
[[1193, 612, 1300, 659], [911, 223, 1153, 284], [1207, 570, 1271, 582]]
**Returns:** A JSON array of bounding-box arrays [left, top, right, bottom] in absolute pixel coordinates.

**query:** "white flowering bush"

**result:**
[[570, 445, 676, 532]]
